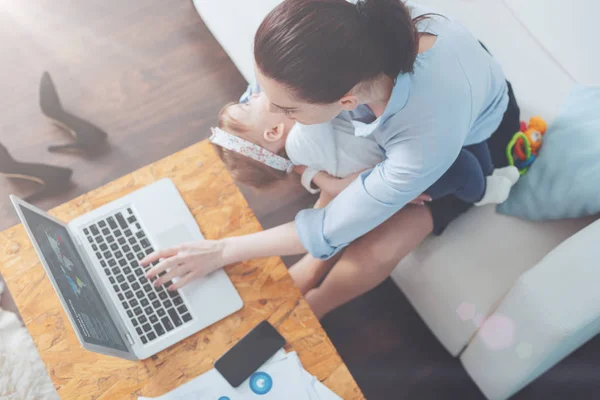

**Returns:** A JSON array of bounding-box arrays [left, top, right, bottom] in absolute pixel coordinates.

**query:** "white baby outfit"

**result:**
[[285, 119, 384, 193]]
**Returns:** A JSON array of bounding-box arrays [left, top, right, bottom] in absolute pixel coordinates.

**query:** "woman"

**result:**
[[142, 0, 520, 317]]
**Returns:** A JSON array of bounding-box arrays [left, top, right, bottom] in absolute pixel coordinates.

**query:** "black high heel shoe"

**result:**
[[39, 71, 108, 153], [0, 143, 73, 201]]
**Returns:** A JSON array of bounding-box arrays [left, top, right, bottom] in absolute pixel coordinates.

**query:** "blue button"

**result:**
[[249, 371, 273, 395]]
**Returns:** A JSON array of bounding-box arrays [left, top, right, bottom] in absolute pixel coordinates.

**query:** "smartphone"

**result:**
[[214, 320, 286, 387]]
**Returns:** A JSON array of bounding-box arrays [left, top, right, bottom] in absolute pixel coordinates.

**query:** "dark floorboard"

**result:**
[[0, 1, 598, 399], [0, 0, 247, 229]]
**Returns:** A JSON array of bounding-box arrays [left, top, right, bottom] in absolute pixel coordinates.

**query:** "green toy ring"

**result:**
[[506, 132, 532, 175]]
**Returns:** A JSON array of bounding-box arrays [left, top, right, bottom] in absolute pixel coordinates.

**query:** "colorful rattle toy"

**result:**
[[506, 116, 547, 175]]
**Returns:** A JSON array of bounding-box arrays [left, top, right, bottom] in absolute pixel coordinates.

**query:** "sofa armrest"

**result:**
[[460, 218, 600, 400]]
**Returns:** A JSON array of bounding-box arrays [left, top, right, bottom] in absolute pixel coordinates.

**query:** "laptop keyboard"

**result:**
[[83, 207, 193, 345]]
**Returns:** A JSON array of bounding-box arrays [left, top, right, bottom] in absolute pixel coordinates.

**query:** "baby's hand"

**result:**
[[313, 171, 363, 198], [411, 193, 433, 205], [293, 165, 307, 175]]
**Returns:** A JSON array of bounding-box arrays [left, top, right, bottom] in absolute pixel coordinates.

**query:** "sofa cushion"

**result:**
[[460, 218, 600, 400], [390, 205, 594, 356]]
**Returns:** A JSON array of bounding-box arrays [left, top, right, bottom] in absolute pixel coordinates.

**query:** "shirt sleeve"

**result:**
[[295, 127, 463, 259]]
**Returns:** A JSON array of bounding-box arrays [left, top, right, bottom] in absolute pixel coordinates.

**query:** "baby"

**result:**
[[212, 92, 519, 205], [210, 92, 519, 319]]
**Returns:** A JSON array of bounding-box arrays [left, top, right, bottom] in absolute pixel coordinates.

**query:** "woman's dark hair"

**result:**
[[255, 0, 423, 104]]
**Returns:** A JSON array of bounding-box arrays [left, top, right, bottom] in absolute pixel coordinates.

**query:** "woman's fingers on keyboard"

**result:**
[[140, 246, 179, 266], [153, 264, 182, 287], [140, 252, 161, 266], [168, 273, 196, 291], [147, 256, 180, 281], [146, 256, 180, 286], [143, 241, 225, 289]]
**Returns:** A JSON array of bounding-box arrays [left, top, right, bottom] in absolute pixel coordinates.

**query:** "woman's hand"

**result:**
[[141, 240, 227, 290], [140, 221, 307, 290]]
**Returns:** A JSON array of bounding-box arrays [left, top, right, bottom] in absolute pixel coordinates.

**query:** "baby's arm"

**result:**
[[295, 164, 364, 198], [314, 191, 333, 209], [312, 170, 364, 198]]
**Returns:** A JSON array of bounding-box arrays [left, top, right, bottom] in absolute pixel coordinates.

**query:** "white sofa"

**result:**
[[193, 1, 600, 398]]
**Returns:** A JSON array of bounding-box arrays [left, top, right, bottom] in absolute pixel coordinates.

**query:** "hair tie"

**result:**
[[356, 0, 369, 22], [209, 127, 293, 174]]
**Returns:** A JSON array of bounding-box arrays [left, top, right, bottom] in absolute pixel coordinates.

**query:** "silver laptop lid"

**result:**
[[11, 196, 135, 359]]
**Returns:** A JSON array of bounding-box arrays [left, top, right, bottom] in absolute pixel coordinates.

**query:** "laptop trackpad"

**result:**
[[156, 225, 194, 249]]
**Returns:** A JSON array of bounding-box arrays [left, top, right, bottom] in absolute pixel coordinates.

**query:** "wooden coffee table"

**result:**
[[0, 141, 364, 399]]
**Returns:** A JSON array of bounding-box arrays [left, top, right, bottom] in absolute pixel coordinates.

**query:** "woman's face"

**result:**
[[255, 65, 344, 125]]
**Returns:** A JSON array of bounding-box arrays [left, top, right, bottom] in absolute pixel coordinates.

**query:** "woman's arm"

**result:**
[[143, 156, 438, 290], [297, 165, 431, 207], [222, 221, 305, 264], [143, 185, 337, 289], [296, 132, 460, 259], [142, 221, 306, 290]]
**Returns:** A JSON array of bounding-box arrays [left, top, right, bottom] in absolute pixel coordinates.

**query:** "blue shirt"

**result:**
[[244, 7, 509, 259]]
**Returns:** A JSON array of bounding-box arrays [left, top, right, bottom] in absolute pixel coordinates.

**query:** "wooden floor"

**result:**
[[1, 1, 599, 399]]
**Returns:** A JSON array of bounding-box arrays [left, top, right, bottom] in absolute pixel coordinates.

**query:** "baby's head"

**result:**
[[212, 93, 296, 189]]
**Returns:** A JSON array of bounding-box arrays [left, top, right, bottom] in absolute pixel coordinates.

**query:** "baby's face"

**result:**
[[228, 93, 295, 143]]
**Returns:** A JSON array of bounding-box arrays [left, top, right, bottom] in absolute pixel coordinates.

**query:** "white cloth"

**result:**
[[138, 350, 340, 400], [285, 119, 384, 183], [0, 284, 58, 400]]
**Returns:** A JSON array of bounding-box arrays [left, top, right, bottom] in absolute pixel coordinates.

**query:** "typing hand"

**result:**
[[141, 240, 226, 290]]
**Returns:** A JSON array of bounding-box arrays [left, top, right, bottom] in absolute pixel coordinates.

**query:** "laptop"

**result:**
[[11, 178, 243, 360]]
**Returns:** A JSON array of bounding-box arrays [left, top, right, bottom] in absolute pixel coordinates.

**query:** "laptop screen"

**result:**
[[18, 205, 129, 352]]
